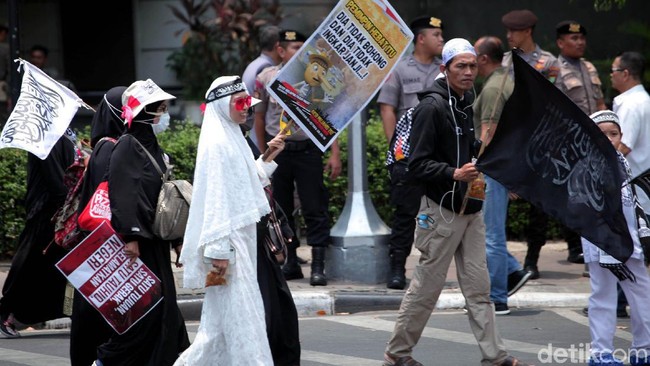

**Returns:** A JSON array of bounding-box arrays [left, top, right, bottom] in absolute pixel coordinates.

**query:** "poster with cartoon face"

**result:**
[[267, 0, 413, 151]]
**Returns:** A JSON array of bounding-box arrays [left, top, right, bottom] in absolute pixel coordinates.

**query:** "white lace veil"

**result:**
[[180, 76, 271, 288]]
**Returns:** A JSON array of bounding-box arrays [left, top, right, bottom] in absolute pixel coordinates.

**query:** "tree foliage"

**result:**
[[592, 0, 626, 11]]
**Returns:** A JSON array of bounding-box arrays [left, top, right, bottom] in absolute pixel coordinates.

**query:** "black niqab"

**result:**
[[90, 86, 127, 148]]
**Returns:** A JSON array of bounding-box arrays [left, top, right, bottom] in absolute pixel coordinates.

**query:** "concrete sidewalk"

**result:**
[[0, 240, 592, 329], [175, 240, 591, 319]]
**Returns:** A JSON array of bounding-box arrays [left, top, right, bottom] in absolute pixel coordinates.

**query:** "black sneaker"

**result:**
[[507, 269, 533, 297], [0, 319, 20, 338], [567, 253, 585, 264], [524, 265, 540, 280], [281, 262, 304, 280], [494, 302, 510, 315]]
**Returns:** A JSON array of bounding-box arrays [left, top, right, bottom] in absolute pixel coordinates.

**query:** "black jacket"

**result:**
[[408, 77, 482, 214]]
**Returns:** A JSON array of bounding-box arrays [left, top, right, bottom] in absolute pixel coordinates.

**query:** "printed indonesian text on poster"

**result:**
[[55, 222, 163, 334], [267, 0, 413, 151]]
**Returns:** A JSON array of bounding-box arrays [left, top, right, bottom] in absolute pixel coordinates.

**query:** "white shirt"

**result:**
[[613, 84, 650, 210]]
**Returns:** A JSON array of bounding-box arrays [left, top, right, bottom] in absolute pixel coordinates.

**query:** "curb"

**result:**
[[175, 290, 591, 320], [37, 290, 590, 330]]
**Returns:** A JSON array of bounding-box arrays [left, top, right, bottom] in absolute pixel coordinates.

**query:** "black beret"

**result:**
[[278, 29, 307, 43], [501, 9, 538, 30], [409, 16, 444, 32], [556, 20, 587, 37]]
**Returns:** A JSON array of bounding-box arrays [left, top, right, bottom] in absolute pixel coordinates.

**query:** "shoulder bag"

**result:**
[[263, 186, 289, 265], [130, 136, 193, 241]]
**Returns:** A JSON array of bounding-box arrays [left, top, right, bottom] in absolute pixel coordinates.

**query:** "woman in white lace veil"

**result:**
[[175, 76, 286, 365]]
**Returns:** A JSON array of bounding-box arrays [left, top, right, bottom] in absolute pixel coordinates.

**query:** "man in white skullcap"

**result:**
[[382, 38, 533, 366]]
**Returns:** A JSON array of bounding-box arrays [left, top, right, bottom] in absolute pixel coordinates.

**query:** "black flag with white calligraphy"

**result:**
[[476, 52, 633, 262], [631, 168, 650, 202]]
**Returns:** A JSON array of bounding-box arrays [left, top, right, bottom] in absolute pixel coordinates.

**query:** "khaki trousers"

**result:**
[[386, 196, 508, 365]]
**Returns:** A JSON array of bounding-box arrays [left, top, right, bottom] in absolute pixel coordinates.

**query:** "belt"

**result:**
[[284, 139, 313, 151], [266, 133, 313, 152]]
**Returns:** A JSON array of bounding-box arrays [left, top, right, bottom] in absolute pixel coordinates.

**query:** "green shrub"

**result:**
[[0, 148, 28, 256], [157, 119, 201, 181]]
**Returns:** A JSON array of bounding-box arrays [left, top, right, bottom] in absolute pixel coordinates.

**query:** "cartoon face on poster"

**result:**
[[267, 0, 413, 151]]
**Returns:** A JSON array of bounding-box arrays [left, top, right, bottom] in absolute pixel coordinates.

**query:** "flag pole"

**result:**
[[262, 119, 293, 162], [459, 52, 513, 215]]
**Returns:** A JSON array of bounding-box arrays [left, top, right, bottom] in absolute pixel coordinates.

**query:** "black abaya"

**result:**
[[249, 135, 302, 365], [0, 136, 75, 324], [100, 122, 189, 366]]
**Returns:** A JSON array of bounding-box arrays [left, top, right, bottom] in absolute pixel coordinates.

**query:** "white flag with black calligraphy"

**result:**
[[0, 59, 83, 159]]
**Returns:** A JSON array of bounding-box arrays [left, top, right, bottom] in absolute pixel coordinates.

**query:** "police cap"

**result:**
[[278, 29, 307, 43], [501, 9, 538, 30], [409, 16, 444, 33], [556, 20, 587, 38]]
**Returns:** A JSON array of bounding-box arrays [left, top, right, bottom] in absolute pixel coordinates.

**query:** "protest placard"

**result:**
[[55, 222, 163, 334], [267, 0, 412, 151]]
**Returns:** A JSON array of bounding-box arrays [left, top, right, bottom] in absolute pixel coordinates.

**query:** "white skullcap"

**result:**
[[590, 110, 620, 126], [442, 38, 476, 65]]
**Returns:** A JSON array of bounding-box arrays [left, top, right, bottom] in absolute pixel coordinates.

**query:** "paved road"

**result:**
[[0, 307, 638, 366]]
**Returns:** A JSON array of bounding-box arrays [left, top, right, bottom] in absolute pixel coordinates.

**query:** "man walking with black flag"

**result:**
[[382, 38, 532, 366]]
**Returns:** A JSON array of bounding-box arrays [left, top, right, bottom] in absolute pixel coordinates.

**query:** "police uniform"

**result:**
[[255, 29, 332, 286], [501, 10, 565, 278], [554, 22, 604, 115], [554, 21, 605, 274], [502, 46, 560, 83], [377, 16, 443, 289], [377, 16, 443, 121]]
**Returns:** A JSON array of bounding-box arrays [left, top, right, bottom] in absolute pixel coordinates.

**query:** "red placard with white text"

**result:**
[[55, 222, 163, 334]]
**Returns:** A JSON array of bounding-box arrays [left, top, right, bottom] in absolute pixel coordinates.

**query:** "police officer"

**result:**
[[501, 9, 562, 279], [501, 9, 560, 83], [555, 20, 607, 272], [377, 15, 444, 289], [555, 20, 606, 114], [254, 29, 342, 286]]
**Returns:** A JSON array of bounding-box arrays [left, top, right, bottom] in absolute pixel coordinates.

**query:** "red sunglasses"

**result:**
[[234, 96, 252, 111]]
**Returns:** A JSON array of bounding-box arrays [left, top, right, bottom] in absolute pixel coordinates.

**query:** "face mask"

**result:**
[[152, 113, 170, 135]]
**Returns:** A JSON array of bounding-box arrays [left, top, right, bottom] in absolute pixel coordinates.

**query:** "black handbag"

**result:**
[[264, 187, 289, 265]]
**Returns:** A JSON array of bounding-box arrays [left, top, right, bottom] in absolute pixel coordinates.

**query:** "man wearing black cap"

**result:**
[[378, 15, 444, 289], [553, 20, 606, 270], [555, 20, 606, 114], [501, 9, 559, 83], [501, 9, 560, 280], [255, 29, 342, 286]]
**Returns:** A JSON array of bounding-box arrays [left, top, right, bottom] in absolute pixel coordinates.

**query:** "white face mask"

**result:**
[[152, 113, 170, 135]]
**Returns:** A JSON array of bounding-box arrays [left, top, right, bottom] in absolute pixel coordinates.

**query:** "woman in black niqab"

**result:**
[[97, 81, 189, 366]]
